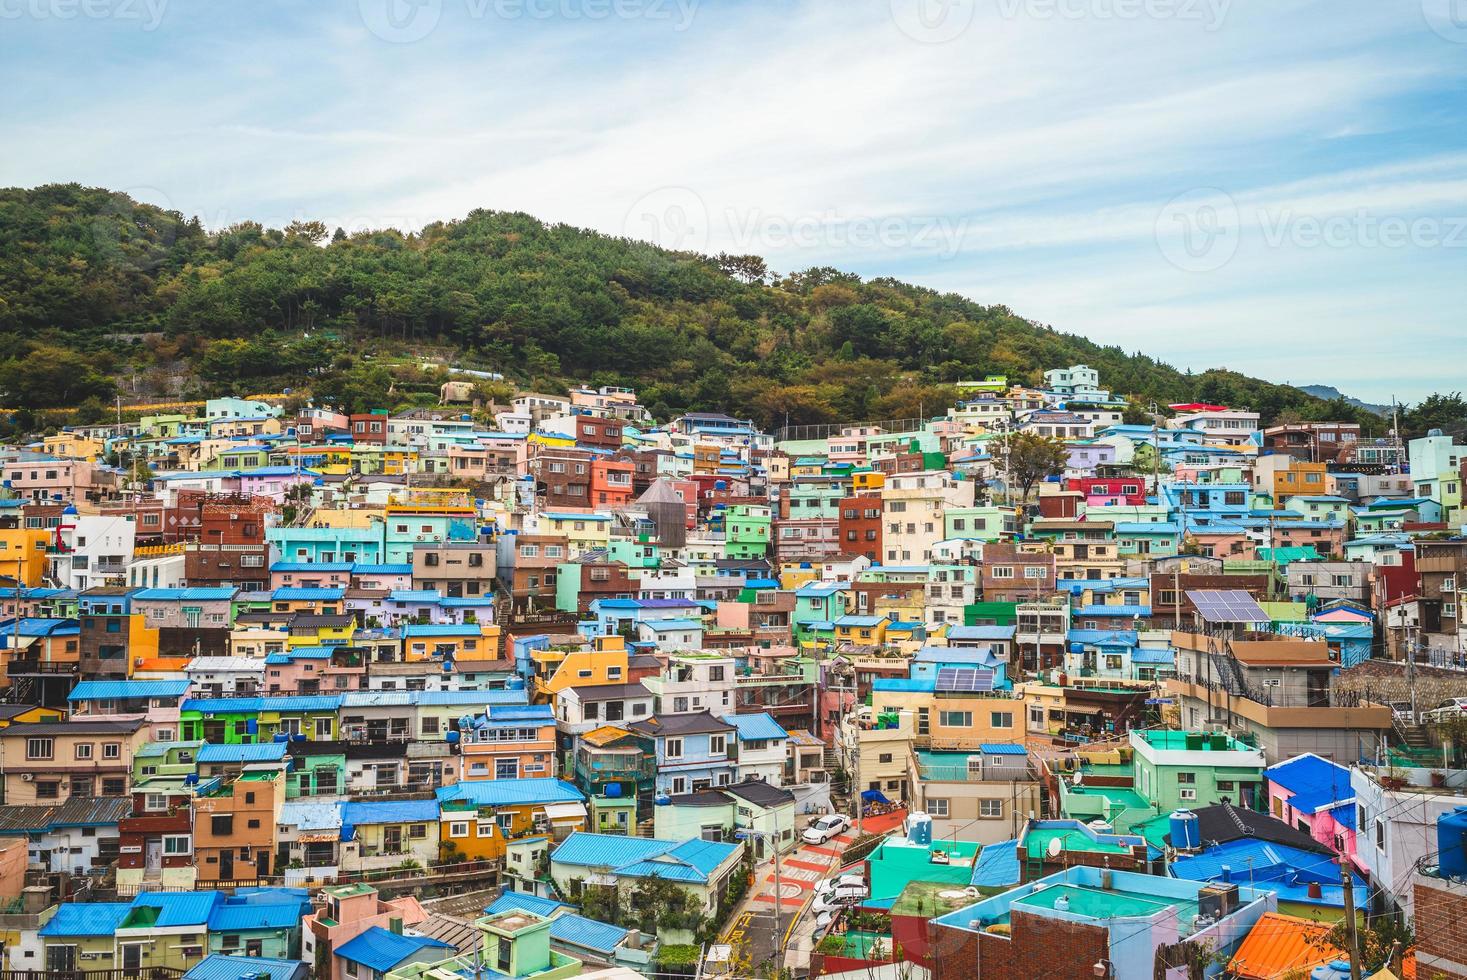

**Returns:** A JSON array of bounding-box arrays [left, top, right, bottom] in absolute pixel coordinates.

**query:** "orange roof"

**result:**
[[1227, 912, 1344, 980], [1230, 638, 1333, 666]]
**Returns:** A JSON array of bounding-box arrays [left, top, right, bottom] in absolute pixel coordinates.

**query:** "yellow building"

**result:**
[[402, 624, 500, 663], [851, 470, 886, 493], [531, 636, 630, 700], [0, 529, 52, 587], [835, 616, 889, 647], [41, 433, 105, 460], [538, 512, 611, 554], [288, 619, 355, 649]]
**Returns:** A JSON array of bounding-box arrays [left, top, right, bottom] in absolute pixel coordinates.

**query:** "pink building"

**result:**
[[1, 456, 112, 503], [302, 884, 429, 980], [1264, 753, 1361, 870], [271, 563, 355, 590]]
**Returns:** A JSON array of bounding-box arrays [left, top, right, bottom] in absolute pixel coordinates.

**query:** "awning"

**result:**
[[861, 790, 890, 804], [542, 802, 588, 822]]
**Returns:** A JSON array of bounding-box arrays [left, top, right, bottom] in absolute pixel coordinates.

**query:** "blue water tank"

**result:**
[[908, 812, 933, 846], [272, 732, 289, 743], [292, 733, 306, 742], [1171, 809, 1200, 850], [604, 783, 623, 799], [655, 795, 671, 806], [246, 719, 258, 734], [444, 731, 460, 745], [1438, 806, 1467, 879], [1311, 963, 1353, 980], [714, 480, 727, 490]]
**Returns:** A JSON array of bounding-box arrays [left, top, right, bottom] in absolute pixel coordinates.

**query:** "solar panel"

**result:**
[[1186, 589, 1270, 624], [935, 666, 995, 693]]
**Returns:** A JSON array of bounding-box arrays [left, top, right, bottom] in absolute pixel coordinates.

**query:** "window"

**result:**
[[1179, 788, 1197, 800], [991, 566, 1014, 579], [665, 738, 683, 759], [163, 835, 190, 855], [211, 815, 233, 836], [709, 734, 727, 755], [879, 753, 893, 764], [939, 711, 972, 727], [990, 712, 1013, 728], [35, 781, 59, 799], [1024, 566, 1048, 579], [103, 742, 121, 759], [74, 743, 93, 761], [26, 738, 53, 760], [1177, 772, 1196, 784], [927, 798, 950, 818], [979, 799, 1003, 818], [144, 793, 168, 812], [1376, 819, 1386, 851]]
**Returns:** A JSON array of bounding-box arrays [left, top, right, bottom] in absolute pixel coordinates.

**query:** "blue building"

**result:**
[[629, 711, 737, 796]]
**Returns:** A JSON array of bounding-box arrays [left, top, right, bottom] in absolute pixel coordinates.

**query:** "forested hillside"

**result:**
[[0, 183, 1442, 433]]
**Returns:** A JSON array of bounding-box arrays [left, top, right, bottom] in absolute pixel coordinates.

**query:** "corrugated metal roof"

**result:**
[[69, 679, 191, 701], [335, 927, 454, 972], [133, 588, 238, 601], [40, 902, 132, 936], [484, 891, 568, 918], [271, 587, 345, 601], [1226, 912, 1341, 980], [197, 742, 289, 763], [969, 840, 1021, 887], [279, 800, 343, 831], [979, 743, 1029, 756], [436, 779, 583, 808], [206, 902, 304, 932], [549, 912, 628, 953], [723, 712, 788, 742], [126, 890, 223, 927], [341, 690, 528, 708], [341, 799, 439, 825], [182, 695, 343, 713], [183, 954, 308, 980]]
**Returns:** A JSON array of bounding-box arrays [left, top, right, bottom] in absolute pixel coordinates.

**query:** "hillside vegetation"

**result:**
[[0, 183, 1441, 434]]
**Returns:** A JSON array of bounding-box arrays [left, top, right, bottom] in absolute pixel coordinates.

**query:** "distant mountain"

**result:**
[[1297, 385, 1393, 417]]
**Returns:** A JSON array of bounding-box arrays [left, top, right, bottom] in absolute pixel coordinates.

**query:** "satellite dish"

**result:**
[[1048, 838, 1063, 858], [1073, 772, 1083, 786]]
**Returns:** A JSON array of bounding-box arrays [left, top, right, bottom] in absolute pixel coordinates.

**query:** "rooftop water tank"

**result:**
[[1170, 809, 1200, 850], [604, 783, 623, 799], [1438, 806, 1467, 880], [1310, 962, 1353, 980], [907, 812, 932, 846]]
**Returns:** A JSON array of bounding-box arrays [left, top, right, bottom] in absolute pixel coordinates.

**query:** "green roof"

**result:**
[[1136, 730, 1253, 752], [1016, 883, 1193, 922], [890, 879, 986, 917], [1024, 829, 1131, 858], [868, 839, 980, 901]]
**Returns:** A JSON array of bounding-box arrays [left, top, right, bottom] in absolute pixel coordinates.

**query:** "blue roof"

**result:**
[[68, 679, 190, 701], [980, 743, 1029, 755], [872, 678, 936, 693], [1067, 629, 1138, 647], [722, 712, 788, 742], [271, 587, 345, 601], [341, 799, 440, 825], [484, 891, 568, 918], [207, 902, 304, 932], [1265, 754, 1354, 815], [182, 695, 343, 713], [1073, 605, 1151, 617], [271, 562, 353, 573], [184, 954, 307, 980], [127, 890, 223, 927], [550, 912, 629, 953], [943, 625, 1016, 641], [336, 927, 454, 972], [133, 587, 238, 601], [197, 742, 289, 763], [403, 624, 484, 637], [552, 832, 737, 883], [914, 646, 1002, 666], [390, 590, 443, 603], [436, 778, 584, 807], [1169, 839, 1364, 908], [351, 563, 413, 575], [795, 583, 845, 597], [40, 902, 132, 936], [640, 618, 702, 631], [1130, 647, 1176, 664], [969, 839, 1021, 887]]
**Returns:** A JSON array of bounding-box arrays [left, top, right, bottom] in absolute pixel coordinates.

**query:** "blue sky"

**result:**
[[3, 0, 1465, 403]]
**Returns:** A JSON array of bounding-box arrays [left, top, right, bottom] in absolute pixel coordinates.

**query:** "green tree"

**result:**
[[992, 431, 1069, 503]]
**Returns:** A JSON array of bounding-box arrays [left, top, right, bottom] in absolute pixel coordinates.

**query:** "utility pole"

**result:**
[[1340, 857, 1362, 980]]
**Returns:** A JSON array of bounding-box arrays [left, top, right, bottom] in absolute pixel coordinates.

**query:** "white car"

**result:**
[[816, 873, 866, 897], [1427, 698, 1467, 722], [812, 885, 867, 915], [802, 814, 852, 845]]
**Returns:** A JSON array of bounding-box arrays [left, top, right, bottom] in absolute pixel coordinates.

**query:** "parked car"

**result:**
[[816, 873, 866, 896], [802, 814, 852, 844], [812, 884, 867, 915], [1427, 698, 1467, 722]]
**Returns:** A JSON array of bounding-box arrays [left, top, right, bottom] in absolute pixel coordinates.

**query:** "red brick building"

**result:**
[[837, 495, 883, 563]]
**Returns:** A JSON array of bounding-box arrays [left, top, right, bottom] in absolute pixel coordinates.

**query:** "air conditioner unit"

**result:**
[[21, 774, 33, 782]]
